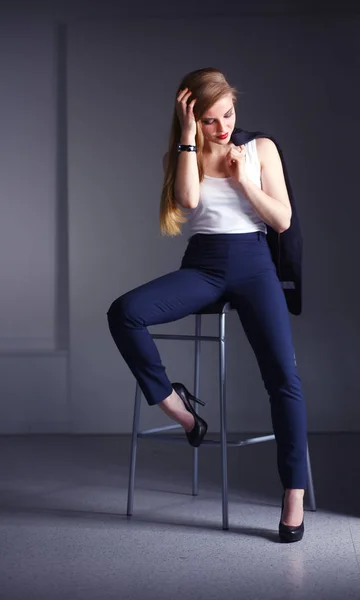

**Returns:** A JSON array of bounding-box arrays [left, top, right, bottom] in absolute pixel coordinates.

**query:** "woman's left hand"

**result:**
[[226, 144, 248, 185]]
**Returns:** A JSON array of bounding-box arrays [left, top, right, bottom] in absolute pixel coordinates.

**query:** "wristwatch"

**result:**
[[177, 144, 197, 153]]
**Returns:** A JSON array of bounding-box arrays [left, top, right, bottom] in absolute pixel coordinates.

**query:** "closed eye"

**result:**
[[202, 111, 233, 125]]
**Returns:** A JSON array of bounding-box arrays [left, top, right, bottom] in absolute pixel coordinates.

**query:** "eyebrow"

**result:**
[[202, 107, 233, 119]]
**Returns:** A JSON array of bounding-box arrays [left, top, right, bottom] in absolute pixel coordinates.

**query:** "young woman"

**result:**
[[107, 67, 307, 543]]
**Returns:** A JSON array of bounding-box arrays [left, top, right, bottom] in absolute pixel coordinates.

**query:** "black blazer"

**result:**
[[231, 127, 303, 316]]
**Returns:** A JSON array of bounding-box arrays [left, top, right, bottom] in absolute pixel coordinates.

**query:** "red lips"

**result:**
[[217, 133, 229, 140]]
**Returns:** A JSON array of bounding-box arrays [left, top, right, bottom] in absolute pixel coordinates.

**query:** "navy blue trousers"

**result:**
[[107, 232, 307, 489]]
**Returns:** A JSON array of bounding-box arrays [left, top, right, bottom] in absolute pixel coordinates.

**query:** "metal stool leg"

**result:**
[[306, 442, 317, 511], [127, 381, 142, 516], [192, 314, 201, 496], [219, 312, 229, 530]]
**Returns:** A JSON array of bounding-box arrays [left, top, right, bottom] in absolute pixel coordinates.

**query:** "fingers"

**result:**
[[177, 88, 196, 112], [176, 89, 197, 133], [177, 87, 192, 102], [227, 144, 245, 165], [228, 144, 245, 155], [188, 97, 197, 111]]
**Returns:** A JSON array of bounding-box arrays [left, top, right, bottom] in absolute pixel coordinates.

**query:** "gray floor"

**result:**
[[0, 433, 359, 600]]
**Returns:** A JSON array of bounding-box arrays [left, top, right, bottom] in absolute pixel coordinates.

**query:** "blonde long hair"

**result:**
[[160, 68, 238, 236]]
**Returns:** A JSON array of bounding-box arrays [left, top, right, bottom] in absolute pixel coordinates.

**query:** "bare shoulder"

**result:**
[[162, 152, 169, 172], [255, 137, 290, 207], [255, 137, 279, 167]]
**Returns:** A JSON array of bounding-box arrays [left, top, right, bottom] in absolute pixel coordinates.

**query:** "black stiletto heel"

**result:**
[[279, 492, 304, 543], [172, 382, 208, 448]]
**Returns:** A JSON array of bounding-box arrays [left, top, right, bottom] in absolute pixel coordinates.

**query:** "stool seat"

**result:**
[[195, 298, 233, 315]]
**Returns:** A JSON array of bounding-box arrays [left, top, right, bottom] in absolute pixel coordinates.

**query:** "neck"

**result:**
[[203, 140, 231, 157]]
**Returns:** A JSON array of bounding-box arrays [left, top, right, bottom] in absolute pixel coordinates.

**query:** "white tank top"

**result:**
[[187, 139, 267, 236]]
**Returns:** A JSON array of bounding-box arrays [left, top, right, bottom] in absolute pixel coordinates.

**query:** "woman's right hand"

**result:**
[[176, 88, 197, 141]]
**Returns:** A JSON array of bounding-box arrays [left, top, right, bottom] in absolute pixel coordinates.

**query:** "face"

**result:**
[[200, 94, 236, 145]]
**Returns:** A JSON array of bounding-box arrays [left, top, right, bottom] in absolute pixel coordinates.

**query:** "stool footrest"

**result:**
[[137, 432, 276, 446], [139, 424, 182, 435], [152, 334, 220, 342], [202, 435, 275, 446]]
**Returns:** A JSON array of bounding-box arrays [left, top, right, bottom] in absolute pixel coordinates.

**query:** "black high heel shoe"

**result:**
[[279, 492, 304, 543], [172, 382, 208, 448]]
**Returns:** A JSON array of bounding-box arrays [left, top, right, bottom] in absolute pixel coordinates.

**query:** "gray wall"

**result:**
[[0, 18, 69, 433], [0, 3, 359, 433]]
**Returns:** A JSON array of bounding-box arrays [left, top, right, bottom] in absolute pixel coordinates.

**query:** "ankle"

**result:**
[[158, 392, 195, 431], [285, 488, 305, 499]]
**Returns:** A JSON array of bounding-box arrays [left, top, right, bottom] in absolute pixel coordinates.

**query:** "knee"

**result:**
[[269, 371, 303, 402], [107, 295, 127, 328], [106, 292, 137, 328], [263, 360, 302, 399]]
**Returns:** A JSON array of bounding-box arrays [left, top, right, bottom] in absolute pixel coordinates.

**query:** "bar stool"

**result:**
[[126, 297, 317, 530]]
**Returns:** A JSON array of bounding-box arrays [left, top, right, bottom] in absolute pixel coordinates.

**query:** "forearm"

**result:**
[[237, 178, 291, 233], [174, 134, 200, 209]]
